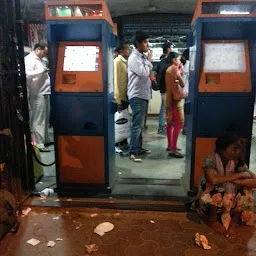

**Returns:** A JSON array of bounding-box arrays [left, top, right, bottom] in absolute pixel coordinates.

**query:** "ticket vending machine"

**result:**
[[184, 0, 256, 194], [45, 1, 115, 194]]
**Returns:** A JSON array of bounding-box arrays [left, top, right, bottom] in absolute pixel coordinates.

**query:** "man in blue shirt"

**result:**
[[128, 30, 153, 162]]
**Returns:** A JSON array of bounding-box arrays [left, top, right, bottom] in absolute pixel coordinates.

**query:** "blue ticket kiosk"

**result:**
[[184, 0, 256, 193], [45, 1, 116, 194]]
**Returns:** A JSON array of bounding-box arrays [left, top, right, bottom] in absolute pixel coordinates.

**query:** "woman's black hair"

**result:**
[[181, 48, 189, 65], [215, 132, 240, 154], [182, 48, 189, 61], [166, 51, 179, 65]]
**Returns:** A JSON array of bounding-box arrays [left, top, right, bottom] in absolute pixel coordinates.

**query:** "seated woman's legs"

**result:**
[[225, 210, 240, 238], [204, 205, 226, 234]]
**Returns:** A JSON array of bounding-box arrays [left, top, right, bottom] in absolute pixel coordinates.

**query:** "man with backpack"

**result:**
[[156, 41, 172, 134]]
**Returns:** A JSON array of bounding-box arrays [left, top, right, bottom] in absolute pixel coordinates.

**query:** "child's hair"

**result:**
[[166, 52, 179, 65], [181, 48, 189, 65], [215, 132, 240, 154]]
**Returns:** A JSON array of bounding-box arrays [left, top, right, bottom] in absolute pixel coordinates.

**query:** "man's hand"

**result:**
[[2, 128, 12, 137], [183, 92, 188, 99], [148, 49, 153, 62]]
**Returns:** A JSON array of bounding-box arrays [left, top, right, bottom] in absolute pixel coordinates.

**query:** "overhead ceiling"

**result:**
[[21, 0, 197, 21], [107, 0, 196, 17]]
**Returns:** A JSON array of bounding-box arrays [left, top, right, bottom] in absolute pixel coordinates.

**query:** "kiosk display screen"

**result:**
[[203, 43, 246, 73], [63, 46, 99, 72]]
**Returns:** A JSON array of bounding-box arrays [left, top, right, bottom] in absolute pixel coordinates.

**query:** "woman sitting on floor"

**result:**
[[195, 132, 256, 238]]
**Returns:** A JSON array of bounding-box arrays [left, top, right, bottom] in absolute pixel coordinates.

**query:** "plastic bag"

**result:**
[[115, 109, 130, 143]]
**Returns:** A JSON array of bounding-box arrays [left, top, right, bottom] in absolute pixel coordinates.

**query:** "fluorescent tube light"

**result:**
[[220, 11, 250, 14]]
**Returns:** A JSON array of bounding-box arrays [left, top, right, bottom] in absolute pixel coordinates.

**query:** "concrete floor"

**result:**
[[1, 207, 256, 256], [37, 118, 256, 197]]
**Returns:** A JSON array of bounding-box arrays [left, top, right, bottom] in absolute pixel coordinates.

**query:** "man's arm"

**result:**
[[114, 59, 121, 105], [25, 58, 46, 79], [129, 55, 152, 78]]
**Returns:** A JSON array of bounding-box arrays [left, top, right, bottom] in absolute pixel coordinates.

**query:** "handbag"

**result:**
[[114, 108, 131, 143], [172, 81, 186, 101], [151, 76, 160, 91]]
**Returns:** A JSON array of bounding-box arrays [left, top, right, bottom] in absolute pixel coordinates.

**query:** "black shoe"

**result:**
[[39, 147, 51, 153], [45, 142, 54, 147], [166, 147, 182, 152], [139, 148, 152, 155]]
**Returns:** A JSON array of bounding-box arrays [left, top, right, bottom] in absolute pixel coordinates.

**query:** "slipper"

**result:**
[[169, 151, 184, 158]]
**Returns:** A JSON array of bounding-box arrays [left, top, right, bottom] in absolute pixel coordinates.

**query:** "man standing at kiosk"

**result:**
[[25, 43, 51, 152], [114, 44, 130, 113], [114, 44, 130, 152], [128, 30, 153, 162]]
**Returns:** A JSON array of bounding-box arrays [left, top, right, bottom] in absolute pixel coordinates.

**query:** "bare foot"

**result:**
[[226, 225, 238, 239], [205, 220, 226, 234]]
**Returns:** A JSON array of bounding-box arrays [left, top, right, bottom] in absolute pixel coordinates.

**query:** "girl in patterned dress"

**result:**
[[195, 133, 256, 238]]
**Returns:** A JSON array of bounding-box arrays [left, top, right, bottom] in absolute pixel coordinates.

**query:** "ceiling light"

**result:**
[[148, 5, 157, 12], [220, 10, 250, 14]]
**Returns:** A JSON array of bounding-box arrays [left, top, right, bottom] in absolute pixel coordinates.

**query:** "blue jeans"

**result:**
[[158, 93, 165, 130], [129, 97, 148, 154]]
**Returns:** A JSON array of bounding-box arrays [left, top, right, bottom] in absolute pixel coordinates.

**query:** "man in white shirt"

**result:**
[[127, 30, 153, 162], [25, 43, 51, 152]]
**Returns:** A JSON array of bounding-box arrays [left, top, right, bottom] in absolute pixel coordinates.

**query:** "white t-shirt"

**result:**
[[183, 60, 190, 94], [25, 52, 51, 96]]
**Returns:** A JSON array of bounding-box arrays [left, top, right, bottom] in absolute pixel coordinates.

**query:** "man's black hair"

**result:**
[[34, 43, 46, 51], [116, 44, 129, 52], [162, 40, 172, 54], [114, 45, 122, 54], [133, 30, 149, 48]]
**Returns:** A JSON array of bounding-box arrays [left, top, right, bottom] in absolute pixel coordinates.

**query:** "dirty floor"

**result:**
[[1, 207, 256, 255]]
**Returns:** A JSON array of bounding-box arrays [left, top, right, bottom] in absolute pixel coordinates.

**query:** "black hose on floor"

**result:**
[[30, 143, 56, 167]]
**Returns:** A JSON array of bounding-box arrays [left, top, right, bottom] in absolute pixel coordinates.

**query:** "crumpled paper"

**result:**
[[94, 222, 114, 236], [195, 233, 211, 250], [85, 244, 98, 254], [47, 241, 56, 248], [27, 238, 40, 246], [22, 207, 32, 217]]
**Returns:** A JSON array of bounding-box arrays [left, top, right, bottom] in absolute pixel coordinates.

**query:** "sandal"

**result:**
[[166, 148, 182, 152], [169, 151, 184, 158]]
